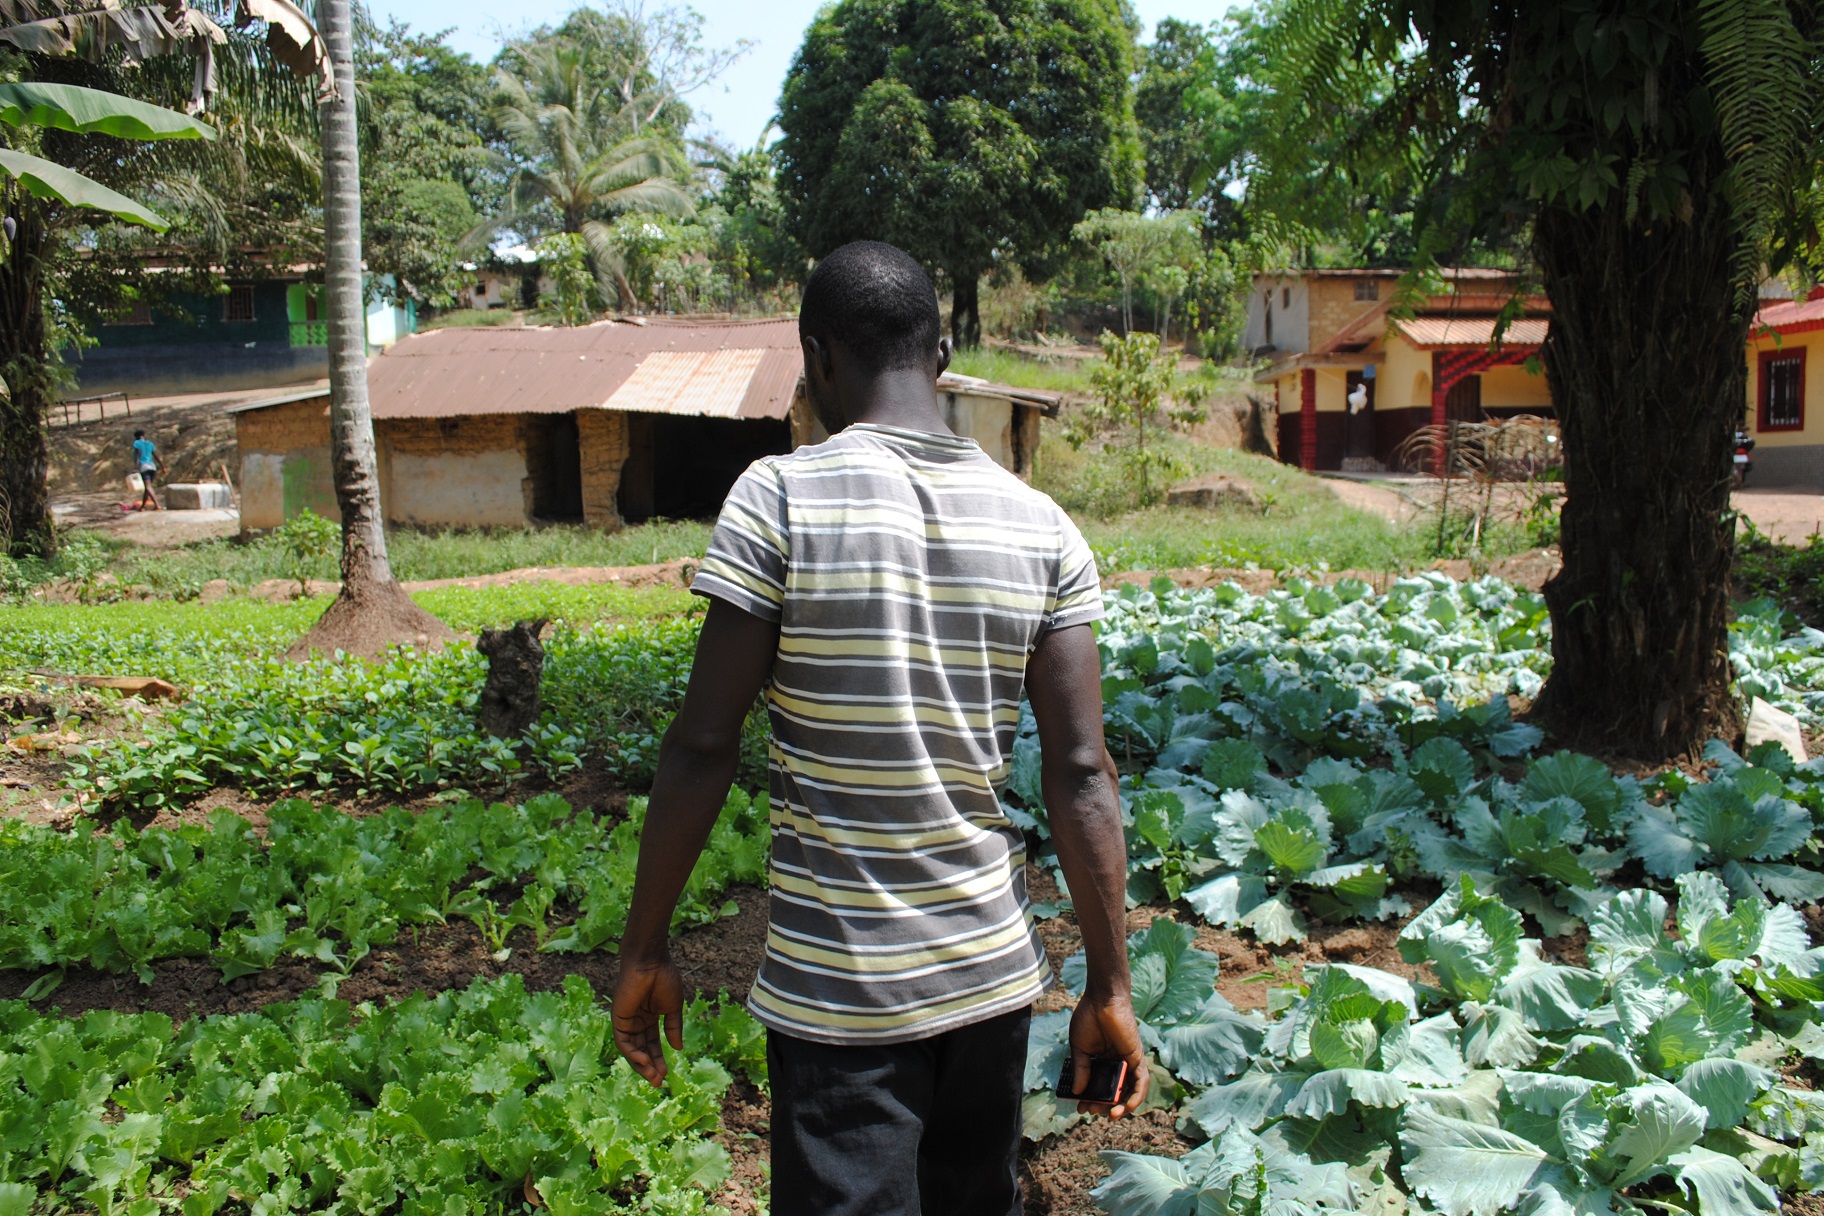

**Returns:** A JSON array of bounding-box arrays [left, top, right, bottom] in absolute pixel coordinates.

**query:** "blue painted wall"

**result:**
[[71, 281, 327, 396]]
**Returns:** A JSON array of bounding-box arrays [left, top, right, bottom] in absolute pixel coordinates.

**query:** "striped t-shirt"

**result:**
[[692, 422, 1103, 1044]]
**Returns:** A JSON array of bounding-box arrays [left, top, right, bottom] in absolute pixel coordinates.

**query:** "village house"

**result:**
[[73, 267, 417, 397], [231, 317, 1059, 533], [1743, 289, 1824, 486], [1245, 268, 1552, 472]]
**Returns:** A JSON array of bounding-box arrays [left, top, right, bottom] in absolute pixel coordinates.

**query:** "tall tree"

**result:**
[[0, 0, 327, 558], [775, 0, 1142, 347], [1255, 0, 1824, 758], [485, 39, 693, 307], [289, 0, 450, 658], [357, 20, 497, 307]]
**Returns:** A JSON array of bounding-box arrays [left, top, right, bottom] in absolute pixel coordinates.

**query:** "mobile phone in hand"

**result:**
[[1057, 1056, 1129, 1106]]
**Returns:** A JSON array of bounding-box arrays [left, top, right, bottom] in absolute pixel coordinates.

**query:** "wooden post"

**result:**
[[1299, 367, 1317, 471]]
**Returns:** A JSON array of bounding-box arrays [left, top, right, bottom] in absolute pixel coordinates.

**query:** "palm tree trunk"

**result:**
[[0, 197, 54, 558], [1529, 152, 1744, 759], [289, 0, 449, 659]]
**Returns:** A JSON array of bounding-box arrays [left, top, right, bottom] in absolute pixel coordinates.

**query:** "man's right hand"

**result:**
[[1067, 992, 1148, 1118], [612, 956, 686, 1087]]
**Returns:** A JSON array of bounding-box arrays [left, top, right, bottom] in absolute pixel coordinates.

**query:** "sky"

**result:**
[[371, 0, 1225, 151]]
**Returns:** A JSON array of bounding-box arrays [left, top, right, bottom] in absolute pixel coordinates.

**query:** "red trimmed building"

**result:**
[[1744, 289, 1824, 486], [1245, 269, 1553, 472]]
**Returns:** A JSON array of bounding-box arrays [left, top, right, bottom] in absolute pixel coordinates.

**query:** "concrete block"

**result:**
[[1745, 696, 1808, 763], [164, 482, 233, 510]]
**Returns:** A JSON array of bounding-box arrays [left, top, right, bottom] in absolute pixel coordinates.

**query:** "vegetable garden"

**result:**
[[8, 574, 1824, 1214]]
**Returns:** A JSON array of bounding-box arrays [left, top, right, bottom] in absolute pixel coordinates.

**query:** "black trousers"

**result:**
[[767, 1006, 1030, 1216]]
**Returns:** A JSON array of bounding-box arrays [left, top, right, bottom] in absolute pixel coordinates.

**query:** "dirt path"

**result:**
[[48, 382, 320, 497], [1737, 488, 1824, 545]]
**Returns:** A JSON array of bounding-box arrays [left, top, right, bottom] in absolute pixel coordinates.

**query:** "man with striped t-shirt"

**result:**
[[613, 241, 1144, 1215]]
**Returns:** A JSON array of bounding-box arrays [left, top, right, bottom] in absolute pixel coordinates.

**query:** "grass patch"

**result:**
[[97, 519, 714, 592], [949, 346, 1092, 394], [0, 584, 696, 681], [418, 308, 525, 330], [1736, 524, 1824, 624], [1039, 435, 1530, 573]]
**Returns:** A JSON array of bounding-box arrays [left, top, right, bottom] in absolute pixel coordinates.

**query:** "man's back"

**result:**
[[612, 240, 1144, 1216], [695, 423, 1101, 1043]]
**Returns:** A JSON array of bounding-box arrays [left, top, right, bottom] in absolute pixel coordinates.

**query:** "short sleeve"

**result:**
[[692, 460, 790, 622], [1041, 511, 1103, 634]]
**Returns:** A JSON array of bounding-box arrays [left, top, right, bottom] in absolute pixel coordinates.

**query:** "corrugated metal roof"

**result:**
[[228, 317, 1066, 422], [357, 317, 805, 421], [1755, 296, 1824, 336], [1393, 316, 1548, 349]]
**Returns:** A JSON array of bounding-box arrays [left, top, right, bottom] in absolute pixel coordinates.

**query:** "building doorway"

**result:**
[[1444, 374, 1483, 424], [618, 415, 793, 523], [525, 413, 584, 522]]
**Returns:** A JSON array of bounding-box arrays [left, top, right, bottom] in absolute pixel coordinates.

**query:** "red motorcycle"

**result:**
[[1734, 431, 1756, 488]]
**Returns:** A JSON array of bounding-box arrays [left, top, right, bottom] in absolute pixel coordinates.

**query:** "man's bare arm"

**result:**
[[613, 597, 779, 1085], [1026, 623, 1148, 1117]]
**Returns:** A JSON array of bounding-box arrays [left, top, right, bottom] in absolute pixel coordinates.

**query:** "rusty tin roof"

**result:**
[[229, 316, 1066, 421], [363, 317, 802, 421]]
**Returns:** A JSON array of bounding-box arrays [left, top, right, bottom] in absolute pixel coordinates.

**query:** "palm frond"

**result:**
[[1697, 0, 1819, 305]]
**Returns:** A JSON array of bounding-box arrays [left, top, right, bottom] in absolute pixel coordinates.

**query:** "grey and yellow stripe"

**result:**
[[692, 422, 1102, 1045]]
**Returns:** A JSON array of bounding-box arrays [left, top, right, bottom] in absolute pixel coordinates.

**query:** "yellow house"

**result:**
[[1246, 269, 1554, 471], [1745, 291, 1824, 486]]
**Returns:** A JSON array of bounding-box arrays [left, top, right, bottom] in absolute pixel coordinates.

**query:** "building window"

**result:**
[[105, 300, 152, 326], [1354, 280, 1380, 302], [1761, 349, 1806, 431], [223, 283, 256, 322]]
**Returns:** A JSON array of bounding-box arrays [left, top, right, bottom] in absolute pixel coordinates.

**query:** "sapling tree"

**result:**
[[1070, 331, 1207, 506], [1073, 208, 1200, 334]]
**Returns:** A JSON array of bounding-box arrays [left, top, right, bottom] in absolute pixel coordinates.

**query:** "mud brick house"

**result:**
[[231, 317, 1059, 533], [1245, 268, 1552, 472]]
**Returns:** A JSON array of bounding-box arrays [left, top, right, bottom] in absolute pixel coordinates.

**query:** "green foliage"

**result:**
[[41, 614, 768, 807], [355, 21, 496, 306], [1098, 876, 1824, 1216], [1069, 331, 1208, 506], [91, 518, 712, 594], [1734, 529, 1824, 628], [1072, 208, 1202, 333], [0, 789, 767, 987], [776, 0, 1143, 337], [536, 231, 605, 325], [0, 974, 763, 1214], [272, 508, 338, 597], [1024, 918, 1258, 1139], [485, 36, 695, 301]]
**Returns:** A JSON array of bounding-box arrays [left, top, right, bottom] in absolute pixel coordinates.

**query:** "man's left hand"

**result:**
[[612, 956, 686, 1086]]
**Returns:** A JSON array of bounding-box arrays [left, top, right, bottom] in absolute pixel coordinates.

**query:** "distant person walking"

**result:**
[[132, 430, 165, 511]]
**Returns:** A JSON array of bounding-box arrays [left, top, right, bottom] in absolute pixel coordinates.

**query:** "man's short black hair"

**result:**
[[134, 430, 144, 439], [800, 241, 941, 373]]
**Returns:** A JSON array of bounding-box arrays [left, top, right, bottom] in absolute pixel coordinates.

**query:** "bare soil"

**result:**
[[285, 578, 457, 661]]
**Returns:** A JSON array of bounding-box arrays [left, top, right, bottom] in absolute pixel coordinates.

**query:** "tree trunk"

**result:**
[[0, 197, 53, 558], [951, 274, 982, 349], [289, 0, 450, 661], [1529, 163, 1746, 759]]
